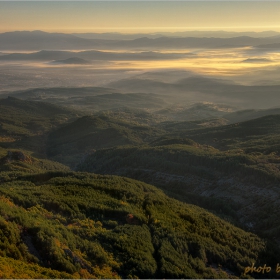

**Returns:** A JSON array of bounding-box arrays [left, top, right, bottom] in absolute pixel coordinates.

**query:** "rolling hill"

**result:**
[[2, 86, 117, 100], [76, 114, 280, 248], [224, 108, 280, 123], [179, 114, 280, 150], [0, 148, 69, 175], [0, 171, 272, 278], [3, 87, 168, 113], [0, 97, 79, 137], [47, 115, 163, 167], [107, 76, 280, 109], [0, 97, 80, 157]]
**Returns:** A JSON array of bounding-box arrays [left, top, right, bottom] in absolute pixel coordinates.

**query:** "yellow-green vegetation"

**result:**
[[0, 256, 73, 279], [0, 171, 267, 278], [0, 149, 70, 173]]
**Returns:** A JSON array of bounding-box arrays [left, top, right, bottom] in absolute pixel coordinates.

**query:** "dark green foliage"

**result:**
[[177, 114, 280, 151], [47, 114, 162, 167]]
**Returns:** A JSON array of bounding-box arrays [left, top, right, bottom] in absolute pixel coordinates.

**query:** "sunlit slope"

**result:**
[[0, 171, 268, 278], [0, 147, 69, 176], [0, 257, 72, 279]]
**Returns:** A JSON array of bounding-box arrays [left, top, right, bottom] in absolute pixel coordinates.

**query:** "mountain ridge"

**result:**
[[2, 30, 280, 50]]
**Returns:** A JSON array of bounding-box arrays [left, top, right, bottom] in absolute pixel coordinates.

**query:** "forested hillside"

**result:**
[[77, 114, 280, 248], [0, 171, 271, 278], [1, 95, 280, 278], [47, 114, 163, 167]]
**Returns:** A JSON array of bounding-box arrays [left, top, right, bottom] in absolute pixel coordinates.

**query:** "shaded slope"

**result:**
[[179, 114, 280, 151], [224, 108, 280, 124], [47, 115, 163, 167]]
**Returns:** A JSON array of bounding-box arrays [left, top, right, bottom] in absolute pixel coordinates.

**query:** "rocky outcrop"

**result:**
[[1, 151, 32, 164]]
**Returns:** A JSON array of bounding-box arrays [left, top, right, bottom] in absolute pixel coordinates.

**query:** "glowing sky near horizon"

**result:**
[[1, 1, 280, 33]]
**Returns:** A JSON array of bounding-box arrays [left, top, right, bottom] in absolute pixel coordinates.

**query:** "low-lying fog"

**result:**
[[1, 47, 280, 93]]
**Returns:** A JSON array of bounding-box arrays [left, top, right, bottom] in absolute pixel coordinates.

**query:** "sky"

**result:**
[[0, 1, 280, 33]]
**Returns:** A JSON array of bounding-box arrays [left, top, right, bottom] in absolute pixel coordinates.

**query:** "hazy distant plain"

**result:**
[[1, 46, 280, 93]]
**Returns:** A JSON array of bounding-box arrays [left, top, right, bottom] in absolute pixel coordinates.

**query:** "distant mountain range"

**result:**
[[0, 49, 193, 61], [72, 30, 280, 39], [1, 30, 280, 50]]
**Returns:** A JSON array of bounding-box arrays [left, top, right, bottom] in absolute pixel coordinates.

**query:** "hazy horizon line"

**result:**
[[1, 28, 280, 34]]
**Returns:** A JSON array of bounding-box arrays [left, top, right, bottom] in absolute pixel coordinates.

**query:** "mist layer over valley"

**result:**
[[1, 30, 280, 279]]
